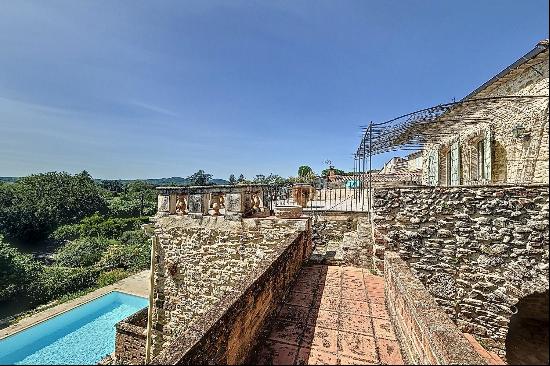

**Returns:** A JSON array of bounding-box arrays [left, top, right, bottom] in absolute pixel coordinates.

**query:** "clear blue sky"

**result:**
[[1, 0, 548, 180]]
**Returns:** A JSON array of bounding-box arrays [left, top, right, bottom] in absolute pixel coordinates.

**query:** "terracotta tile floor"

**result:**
[[250, 265, 405, 365]]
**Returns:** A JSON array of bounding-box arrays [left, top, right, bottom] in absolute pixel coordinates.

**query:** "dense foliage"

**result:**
[[0, 172, 155, 319], [51, 214, 148, 241], [298, 165, 314, 178], [54, 237, 114, 267], [106, 181, 157, 217], [0, 171, 108, 241], [0, 236, 41, 299]]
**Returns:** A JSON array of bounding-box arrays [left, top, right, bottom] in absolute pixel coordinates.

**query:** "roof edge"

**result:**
[[462, 39, 549, 101]]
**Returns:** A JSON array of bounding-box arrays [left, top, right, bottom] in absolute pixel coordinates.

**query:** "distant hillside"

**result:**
[[0, 177, 18, 183], [1, 176, 229, 186], [138, 177, 230, 186]]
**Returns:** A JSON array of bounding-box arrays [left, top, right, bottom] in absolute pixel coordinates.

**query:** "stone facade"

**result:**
[[371, 185, 549, 357], [422, 41, 549, 186], [149, 215, 310, 359]]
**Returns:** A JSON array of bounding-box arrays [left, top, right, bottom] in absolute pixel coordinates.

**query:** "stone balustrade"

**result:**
[[156, 184, 270, 219]]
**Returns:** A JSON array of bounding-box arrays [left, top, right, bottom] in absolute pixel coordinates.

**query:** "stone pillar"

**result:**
[[169, 193, 177, 214], [225, 192, 244, 219], [187, 194, 209, 217], [157, 194, 170, 214]]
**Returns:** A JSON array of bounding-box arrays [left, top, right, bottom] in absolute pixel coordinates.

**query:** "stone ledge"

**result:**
[[384, 251, 487, 365]]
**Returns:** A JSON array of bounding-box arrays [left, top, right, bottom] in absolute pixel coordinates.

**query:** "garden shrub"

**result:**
[[50, 223, 82, 242], [55, 237, 114, 267], [98, 241, 150, 272], [77, 214, 147, 239], [50, 215, 148, 242], [32, 266, 101, 304], [97, 269, 129, 287], [0, 238, 42, 301], [120, 230, 150, 246]]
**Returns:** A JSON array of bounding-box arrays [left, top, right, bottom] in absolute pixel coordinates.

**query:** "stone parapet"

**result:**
[[148, 215, 311, 361], [150, 225, 312, 364], [114, 308, 148, 365], [384, 251, 487, 365]]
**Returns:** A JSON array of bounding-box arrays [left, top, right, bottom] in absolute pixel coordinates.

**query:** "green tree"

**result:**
[[237, 174, 245, 183], [229, 174, 237, 184], [0, 171, 108, 242], [298, 166, 314, 178], [186, 170, 212, 186], [100, 180, 124, 193]]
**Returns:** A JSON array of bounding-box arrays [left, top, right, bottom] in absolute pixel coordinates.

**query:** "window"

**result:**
[[477, 130, 492, 182], [477, 140, 485, 180], [427, 149, 439, 186], [449, 141, 460, 186]]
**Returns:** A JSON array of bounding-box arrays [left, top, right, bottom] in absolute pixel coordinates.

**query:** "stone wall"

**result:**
[[384, 252, 487, 365], [149, 215, 310, 359], [308, 212, 374, 268], [421, 47, 549, 186], [150, 228, 312, 364], [114, 308, 148, 365], [372, 185, 549, 357]]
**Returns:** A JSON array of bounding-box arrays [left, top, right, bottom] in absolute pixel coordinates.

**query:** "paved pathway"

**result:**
[[250, 265, 404, 365]]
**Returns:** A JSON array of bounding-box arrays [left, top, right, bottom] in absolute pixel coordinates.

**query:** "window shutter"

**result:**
[[450, 141, 460, 186], [484, 130, 492, 182], [427, 149, 439, 186]]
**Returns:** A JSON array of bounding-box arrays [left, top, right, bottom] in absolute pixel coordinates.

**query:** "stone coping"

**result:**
[[151, 220, 310, 364], [156, 184, 270, 194], [375, 183, 549, 190], [384, 252, 486, 365], [0, 270, 150, 340]]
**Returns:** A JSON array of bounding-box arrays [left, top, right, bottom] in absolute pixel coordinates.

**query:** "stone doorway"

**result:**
[[505, 290, 549, 365]]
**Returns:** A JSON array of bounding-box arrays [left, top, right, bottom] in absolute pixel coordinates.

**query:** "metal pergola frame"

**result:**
[[354, 94, 549, 212]]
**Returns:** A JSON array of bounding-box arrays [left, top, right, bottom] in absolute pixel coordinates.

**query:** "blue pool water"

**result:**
[[0, 291, 148, 365]]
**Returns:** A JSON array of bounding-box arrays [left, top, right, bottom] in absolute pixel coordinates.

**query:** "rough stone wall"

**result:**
[[372, 185, 549, 357], [114, 308, 148, 365], [310, 213, 373, 268], [149, 215, 309, 358], [151, 228, 312, 364], [384, 252, 487, 365], [422, 52, 549, 185]]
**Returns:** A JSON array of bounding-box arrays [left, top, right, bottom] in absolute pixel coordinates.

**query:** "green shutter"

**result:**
[[484, 130, 492, 182], [427, 149, 439, 186], [477, 140, 484, 181], [450, 141, 460, 186]]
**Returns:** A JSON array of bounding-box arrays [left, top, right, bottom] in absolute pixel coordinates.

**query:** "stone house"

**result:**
[[422, 39, 549, 186], [406, 150, 423, 171], [380, 156, 408, 174]]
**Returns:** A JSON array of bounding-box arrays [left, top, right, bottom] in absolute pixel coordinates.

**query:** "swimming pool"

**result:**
[[0, 291, 148, 365]]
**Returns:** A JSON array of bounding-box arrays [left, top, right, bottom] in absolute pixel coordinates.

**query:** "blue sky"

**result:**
[[0, 0, 548, 180]]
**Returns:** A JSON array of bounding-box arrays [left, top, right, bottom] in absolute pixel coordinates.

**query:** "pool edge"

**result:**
[[0, 270, 150, 341]]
